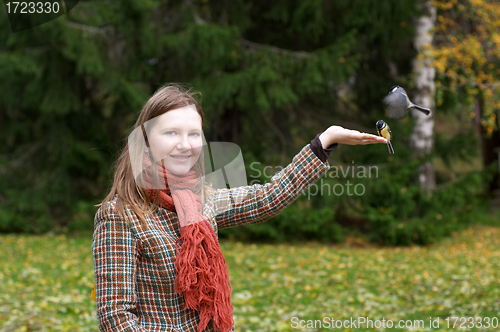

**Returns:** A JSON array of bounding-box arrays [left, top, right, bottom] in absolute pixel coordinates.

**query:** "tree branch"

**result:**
[[239, 38, 312, 59], [0, 141, 45, 174], [24, 45, 60, 53], [260, 110, 287, 165], [436, 69, 500, 89], [434, 173, 468, 190], [65, 21, 114, 35]]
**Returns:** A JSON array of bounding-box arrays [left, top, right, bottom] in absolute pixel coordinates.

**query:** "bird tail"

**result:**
[[412, 105, 431, 115], [387, 142, 394, 154]]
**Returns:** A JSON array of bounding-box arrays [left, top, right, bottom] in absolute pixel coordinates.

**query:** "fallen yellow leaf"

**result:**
[[91, 283, 96, 302]]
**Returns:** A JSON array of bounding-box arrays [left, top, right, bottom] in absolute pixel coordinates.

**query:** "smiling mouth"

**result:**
[[170, 155, 191, 160]]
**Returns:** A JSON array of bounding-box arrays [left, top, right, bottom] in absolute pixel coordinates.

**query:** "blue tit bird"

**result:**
[[383, 85, 431, 119], [376, 120, 394, 154]]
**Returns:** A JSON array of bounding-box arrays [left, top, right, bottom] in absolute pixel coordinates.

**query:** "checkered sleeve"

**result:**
[[213, 144, 330, 230], [92, 202, 147, 332]]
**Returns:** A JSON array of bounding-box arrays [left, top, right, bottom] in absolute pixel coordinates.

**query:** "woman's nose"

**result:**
[[176, 135, 191, 150]]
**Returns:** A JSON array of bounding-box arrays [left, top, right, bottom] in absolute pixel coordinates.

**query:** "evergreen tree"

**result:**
[[0, 0, 421, 235]]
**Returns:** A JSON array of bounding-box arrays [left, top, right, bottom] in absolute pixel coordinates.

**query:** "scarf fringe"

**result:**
[[175, 219, 234, 332]]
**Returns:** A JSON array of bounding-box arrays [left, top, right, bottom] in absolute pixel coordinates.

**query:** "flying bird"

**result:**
[[383, 85, 431, 118]]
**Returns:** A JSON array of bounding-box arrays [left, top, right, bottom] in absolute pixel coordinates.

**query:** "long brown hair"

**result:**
[[98, 83, 209, 230]]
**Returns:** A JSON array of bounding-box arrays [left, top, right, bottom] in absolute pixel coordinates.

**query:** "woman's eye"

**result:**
[[190, 133, 200, 137], [165, 131, 176, 136]]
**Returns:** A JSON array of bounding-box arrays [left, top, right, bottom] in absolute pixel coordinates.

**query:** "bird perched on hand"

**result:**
[[376, 120, 394, 154], [383, 85, 431, 118]]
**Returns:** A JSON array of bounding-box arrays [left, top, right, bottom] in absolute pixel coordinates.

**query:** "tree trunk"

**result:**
[[411, 0, 436, 192], [476, 98, 500, 193]]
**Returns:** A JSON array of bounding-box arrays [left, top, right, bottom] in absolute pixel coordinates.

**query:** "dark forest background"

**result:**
[[1, 0, 499, 245]]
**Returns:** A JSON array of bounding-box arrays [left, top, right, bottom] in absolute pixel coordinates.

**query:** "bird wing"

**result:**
[[386, 125, 392, 141], [383, 92, 408, 119]]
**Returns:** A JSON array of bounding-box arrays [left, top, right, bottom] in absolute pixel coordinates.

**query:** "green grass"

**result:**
[[1, 224, 500, 331]]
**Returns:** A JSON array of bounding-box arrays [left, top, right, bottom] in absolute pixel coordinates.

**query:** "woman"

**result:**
[[92, 83, 387, 332]]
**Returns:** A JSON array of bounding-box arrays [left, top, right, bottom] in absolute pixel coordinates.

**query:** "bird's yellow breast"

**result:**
[[378, 126, 392, 141]]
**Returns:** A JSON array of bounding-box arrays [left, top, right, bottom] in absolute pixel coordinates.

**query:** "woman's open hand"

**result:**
[[319, 125, 387, 148]]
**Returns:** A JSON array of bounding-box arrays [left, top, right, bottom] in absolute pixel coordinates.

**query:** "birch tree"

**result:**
[[411, 0, 437, 192]]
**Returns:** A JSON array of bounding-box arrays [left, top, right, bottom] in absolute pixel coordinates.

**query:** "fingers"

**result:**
[[344, 137, 387, 145], [360, 133, 379, 139], [369, 137, 388, 144], [334, 129, 388, 145], [360, 134, 387, 144]]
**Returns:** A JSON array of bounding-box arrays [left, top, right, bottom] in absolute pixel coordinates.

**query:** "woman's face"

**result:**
[[147, 105, 203, 176]]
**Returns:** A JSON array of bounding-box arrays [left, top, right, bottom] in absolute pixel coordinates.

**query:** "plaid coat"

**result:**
[[92, 144, 331, 331]]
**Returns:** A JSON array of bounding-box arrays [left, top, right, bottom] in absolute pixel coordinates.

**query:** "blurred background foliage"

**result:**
[[0, 0, 498, 244]]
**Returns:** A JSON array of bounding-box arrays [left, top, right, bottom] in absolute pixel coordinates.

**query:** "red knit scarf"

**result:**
[[143, 155, 233, 332]]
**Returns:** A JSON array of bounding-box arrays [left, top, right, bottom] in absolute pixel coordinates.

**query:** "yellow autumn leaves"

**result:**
[[431, 0, 500, 136], [2, 225, 499, 331], [91, 283, 96, 302]]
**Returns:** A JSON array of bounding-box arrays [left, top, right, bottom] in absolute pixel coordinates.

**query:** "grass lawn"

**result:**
[[1, 224, 499, 331]]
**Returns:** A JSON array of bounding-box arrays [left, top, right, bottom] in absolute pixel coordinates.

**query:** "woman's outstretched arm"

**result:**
[[212, 126, 386, 229], [319, 125, 387, 147]]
